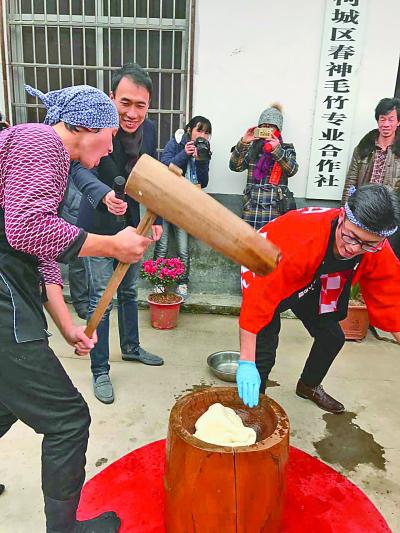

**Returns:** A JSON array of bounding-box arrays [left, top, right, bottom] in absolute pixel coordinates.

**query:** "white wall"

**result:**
[[1, 0, 398, 194], [192, 0, 400, 197]]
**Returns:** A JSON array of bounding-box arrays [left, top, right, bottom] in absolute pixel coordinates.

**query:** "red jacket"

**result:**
[[240, 207, 400, 334]]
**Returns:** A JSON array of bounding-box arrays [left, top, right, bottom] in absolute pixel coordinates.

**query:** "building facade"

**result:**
[[1, 0, 399, 293]]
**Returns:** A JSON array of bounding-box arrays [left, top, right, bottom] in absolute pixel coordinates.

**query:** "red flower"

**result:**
[[140, 257, 185, 291]]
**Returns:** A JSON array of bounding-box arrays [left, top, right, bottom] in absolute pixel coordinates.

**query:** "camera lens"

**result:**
[[194, 138, 211, 161]]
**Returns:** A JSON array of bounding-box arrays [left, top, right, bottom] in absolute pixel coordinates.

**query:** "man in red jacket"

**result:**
[[237, 184, 400, 412]]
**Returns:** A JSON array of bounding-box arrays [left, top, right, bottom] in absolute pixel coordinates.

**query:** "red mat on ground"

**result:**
[[78, 439, 390, 533]]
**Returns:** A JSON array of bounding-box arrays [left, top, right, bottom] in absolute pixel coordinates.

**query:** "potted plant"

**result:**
[[141, 257, 185, 329], [340, 282, 369, 341]]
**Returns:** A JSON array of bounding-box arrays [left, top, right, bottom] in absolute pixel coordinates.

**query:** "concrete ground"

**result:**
[[0, 306, 399, 532]]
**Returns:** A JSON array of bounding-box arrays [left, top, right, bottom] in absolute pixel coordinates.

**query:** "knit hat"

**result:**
[[258, 103, 283, 131], [25, 84, 119, 129]]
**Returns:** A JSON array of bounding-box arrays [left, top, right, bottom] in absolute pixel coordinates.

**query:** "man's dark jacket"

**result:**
[[76, 118, 158, 235]]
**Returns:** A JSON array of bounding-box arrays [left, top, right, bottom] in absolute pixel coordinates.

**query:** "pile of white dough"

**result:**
[[194, 403, 257, 447]]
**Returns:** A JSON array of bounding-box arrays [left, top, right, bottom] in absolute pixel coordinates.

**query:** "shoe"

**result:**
[[0, 484, 4, 496], [176, 283, 188, 299], [122, 346, 164, 366], [296, 379, 344, 414], [93, 374, 114, 404], [45, 493, 120, 533], [74, 511, 120, 532]]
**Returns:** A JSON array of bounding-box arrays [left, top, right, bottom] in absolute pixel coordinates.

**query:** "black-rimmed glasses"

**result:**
[[339, 219, 385, 253]]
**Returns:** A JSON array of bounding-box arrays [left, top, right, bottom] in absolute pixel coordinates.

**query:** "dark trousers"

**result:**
[[256, 298, 345, 392], [68, 255, 89, 318], [154, 221, 190, 284], [0, 299, 90, 501]]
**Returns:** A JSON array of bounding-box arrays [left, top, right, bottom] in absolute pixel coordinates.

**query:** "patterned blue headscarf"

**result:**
[[25, 84, 119, 129]]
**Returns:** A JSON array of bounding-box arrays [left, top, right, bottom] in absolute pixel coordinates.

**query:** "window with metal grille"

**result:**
[[5, 0, 191, 153]]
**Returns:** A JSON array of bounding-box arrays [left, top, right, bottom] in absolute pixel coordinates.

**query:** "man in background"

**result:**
[[74, 63, 164, 404], [341, 97, 400, 258]]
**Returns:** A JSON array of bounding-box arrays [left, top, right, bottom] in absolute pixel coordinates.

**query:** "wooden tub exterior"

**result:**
[[164, 387, 289, 533]]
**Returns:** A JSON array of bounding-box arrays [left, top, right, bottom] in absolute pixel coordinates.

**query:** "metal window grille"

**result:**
[[5, 0, 191, 153]]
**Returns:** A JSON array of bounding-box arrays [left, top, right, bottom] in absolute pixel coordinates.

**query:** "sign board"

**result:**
[[306, 0, 368, 200]]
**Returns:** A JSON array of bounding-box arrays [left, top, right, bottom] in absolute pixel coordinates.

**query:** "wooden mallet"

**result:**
[[84, 154, 281, 338]]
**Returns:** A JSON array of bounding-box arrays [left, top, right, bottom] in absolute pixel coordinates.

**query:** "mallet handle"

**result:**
[[84, 209, 156, 338]]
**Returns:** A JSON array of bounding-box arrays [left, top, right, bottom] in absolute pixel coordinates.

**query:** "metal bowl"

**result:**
[[207, 351, 240, 382]]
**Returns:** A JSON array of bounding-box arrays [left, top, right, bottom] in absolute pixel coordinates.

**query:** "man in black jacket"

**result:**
[[74, 64, 164, 404]]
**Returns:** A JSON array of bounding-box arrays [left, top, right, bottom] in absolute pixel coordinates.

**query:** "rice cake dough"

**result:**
[[194, 403, 256, 447]]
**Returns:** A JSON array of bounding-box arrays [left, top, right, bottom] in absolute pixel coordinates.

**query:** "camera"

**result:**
[[253, 126, 275, 140], [193, 137, 212, 161]]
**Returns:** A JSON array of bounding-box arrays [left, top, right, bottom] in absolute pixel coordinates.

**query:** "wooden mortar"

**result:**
[[164, 387, 290, 532]]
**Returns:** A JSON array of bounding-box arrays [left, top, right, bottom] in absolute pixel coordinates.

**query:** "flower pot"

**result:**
[[340, 304, 369, 341], [147, 294, 183, 329]]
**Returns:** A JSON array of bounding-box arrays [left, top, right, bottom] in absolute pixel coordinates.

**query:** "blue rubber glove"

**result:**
[[236, 360, 261, 408]]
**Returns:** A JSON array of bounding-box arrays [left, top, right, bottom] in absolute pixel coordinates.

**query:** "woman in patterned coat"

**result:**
[[229, 103, 298, 230]]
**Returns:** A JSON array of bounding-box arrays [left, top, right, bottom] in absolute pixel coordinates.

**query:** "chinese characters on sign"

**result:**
[[306, 0, 367, 200]]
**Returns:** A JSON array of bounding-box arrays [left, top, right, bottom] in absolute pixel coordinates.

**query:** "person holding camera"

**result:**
[[229, 103, 298, 230], [154, 115, 212, 299]]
